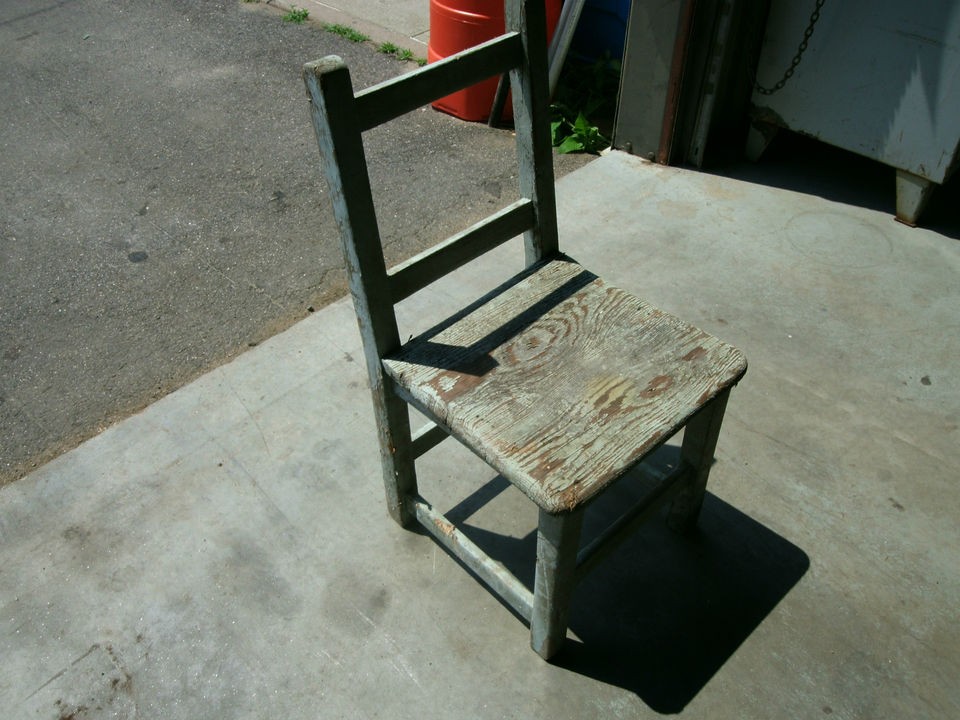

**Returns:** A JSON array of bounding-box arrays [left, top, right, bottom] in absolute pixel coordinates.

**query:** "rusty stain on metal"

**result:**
[[658, 0, 697, 164]]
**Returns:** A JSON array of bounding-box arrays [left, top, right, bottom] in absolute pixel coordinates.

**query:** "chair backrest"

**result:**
[[302, 0, 558, 365]]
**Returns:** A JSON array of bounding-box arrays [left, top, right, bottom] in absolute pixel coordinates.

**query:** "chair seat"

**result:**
[[383, 256, 747, 513]]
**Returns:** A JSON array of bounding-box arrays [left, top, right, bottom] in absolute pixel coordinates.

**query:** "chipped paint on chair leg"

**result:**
[[667, 388, 731, 534], [375, 377, 419, 528], [530, 507, 584, 659]]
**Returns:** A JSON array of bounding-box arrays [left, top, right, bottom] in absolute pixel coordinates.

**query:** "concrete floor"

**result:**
[[2, 150, 957, 718]]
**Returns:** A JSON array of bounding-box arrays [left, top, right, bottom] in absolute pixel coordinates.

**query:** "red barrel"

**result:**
[[428, 0, 561, 122]]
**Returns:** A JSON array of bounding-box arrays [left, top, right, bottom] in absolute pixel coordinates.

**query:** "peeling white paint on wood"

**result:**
[[384, 257, 747, 512]]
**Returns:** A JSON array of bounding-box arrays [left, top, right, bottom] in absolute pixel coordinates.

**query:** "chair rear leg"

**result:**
[[667, 388, 731, 534], [372, 378, 419, 528], [530, 507, 584, 659]]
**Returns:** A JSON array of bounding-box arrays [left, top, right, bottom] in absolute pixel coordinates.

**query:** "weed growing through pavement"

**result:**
[[308, 21, 426, 65], [378, 42, 417, 63], [282, 7, 309, 23], [324, 23, 369, 42]]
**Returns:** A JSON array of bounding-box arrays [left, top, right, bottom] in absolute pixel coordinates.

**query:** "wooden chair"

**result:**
[[302, 0, 747, 660]]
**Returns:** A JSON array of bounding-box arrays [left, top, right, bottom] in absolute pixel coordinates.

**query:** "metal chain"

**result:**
[[755, 0, 826, 96]]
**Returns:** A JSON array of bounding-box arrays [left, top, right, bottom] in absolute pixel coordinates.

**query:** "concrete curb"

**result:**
[[265, 0, 430, 57]]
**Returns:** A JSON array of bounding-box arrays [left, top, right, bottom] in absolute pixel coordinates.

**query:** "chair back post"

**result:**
[[507, 0, 560, 266], [303, 57, 401, 361], [303, 58, 417, 526]]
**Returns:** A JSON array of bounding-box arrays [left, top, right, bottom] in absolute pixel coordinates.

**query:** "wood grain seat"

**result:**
[[385, 257, 747, 514]]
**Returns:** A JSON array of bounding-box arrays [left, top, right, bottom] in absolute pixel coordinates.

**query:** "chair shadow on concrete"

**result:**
[[436, 444, 810, 714]]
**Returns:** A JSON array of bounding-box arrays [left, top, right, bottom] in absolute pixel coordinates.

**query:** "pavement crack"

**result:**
[[218, 444, 299, 536], [22, 643, 99, 703], [224, 374, 271, 457]]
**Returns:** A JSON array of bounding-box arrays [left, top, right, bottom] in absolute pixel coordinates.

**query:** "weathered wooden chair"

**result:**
[[302, 0, 747, 660]]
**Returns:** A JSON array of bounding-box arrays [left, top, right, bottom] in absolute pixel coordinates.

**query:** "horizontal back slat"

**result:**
[[355, 33, 523, 131], [388, 198, 536, 303]]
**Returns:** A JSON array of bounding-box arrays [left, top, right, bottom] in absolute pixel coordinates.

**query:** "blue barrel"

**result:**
[[572, 0, 631, 60]]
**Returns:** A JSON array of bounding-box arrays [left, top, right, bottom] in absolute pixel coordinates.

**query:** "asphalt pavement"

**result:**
[[0, 0, 591, 484]]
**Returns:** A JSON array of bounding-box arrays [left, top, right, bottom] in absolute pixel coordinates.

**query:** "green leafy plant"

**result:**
[[282, 7, 309, 23], [549, 54, 620, 154], [323, 23, 369, 42], [551, 110, 608, 154], [378, 43, 417, 64]]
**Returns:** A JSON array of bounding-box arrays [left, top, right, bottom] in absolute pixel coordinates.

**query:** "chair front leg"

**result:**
[[530, 507, 584, 659], [667, 387, 731, 534], [372, 377, 419, 528]]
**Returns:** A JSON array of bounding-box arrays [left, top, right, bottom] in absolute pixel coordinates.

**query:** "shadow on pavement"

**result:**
[[559, 491, 808, 714], [713, 131, 960, 241], [432, 445, 809, 713]]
